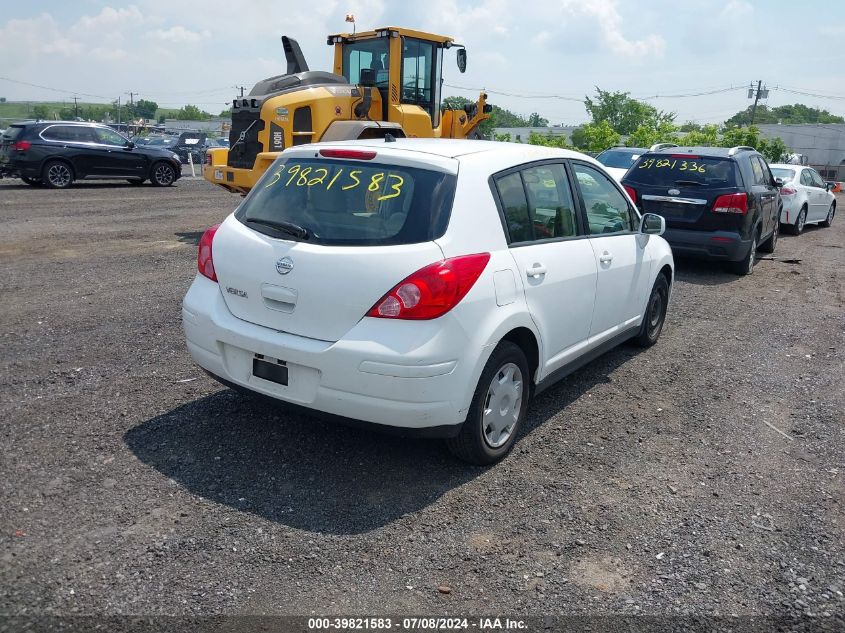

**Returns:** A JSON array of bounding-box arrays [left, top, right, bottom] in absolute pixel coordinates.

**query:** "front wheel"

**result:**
[[820, 203, 835, 228], [633, 274, 670, 347], [42, 160, 74, 189], [446, 341, 530, 465], [150, 162, 176, 187]]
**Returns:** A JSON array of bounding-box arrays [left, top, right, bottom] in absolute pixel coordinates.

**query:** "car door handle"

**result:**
[[526, 264, 547, 278], [599, 252, 614, 264]]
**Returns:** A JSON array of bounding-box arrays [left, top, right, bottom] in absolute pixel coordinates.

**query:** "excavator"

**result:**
[[204, 26, 492, 193]]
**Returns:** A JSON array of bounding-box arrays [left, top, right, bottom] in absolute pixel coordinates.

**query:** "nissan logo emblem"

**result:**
[[668, 188, 680, 196], [275, 256, 294, 275]]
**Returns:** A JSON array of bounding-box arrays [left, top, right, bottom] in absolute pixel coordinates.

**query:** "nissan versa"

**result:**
[[182, 139, 674, 464]]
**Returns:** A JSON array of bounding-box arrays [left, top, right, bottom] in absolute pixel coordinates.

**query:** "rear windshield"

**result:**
[[771, 167, 796, 182], [236, 157, 457, 246], [2, 126, 24, 141], [596, 149, 642, 169], [626, 155, 738, 187]]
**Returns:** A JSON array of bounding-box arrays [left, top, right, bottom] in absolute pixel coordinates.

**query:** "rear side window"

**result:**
[[750, 156, 769, 186], [236, 158, 456, 246], [771, 167, 796, 182], [495, 172, 532, 242], [596, 149, 642, 169], [42, 125, 95, 143], [521, 164, 578, 239], [627, 154, 738, 187]]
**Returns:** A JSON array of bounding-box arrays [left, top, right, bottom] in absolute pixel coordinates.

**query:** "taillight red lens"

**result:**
[[205, 153, 212, 166], [780, 187, 796, 196], [623, 185, 637, 204], [197, 224, 221, 282], [318, 149, 377, 160], [712, 193, 748, 215], [13, 141, 31, 151], [366, 253, 490, 320]]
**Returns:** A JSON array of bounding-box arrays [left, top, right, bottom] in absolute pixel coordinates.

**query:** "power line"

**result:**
[[0, 76, 110, 100], [771, 86, 845, 101]]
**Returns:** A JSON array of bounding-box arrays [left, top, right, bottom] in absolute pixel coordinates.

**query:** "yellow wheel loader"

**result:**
[[204, 26, 491, 193]]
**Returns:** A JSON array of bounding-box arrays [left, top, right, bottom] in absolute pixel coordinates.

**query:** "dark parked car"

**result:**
[[0, 121, 182, 188], [621, 146, 780, 275]]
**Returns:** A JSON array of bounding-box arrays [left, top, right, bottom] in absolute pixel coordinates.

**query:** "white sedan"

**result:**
[[770, 163, 837, 234], [182, 139, 674, 464]]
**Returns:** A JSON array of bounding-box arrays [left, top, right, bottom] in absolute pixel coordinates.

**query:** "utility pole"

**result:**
[[234, 85, 245, 97], [126, 91, 136, 107], [747, 80, 769, 126], [72, 96, 79, 119], [117, 96, 121, 126]]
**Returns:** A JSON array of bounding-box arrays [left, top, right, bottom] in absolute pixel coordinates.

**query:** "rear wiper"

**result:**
[[674, 179, 703, 186], [245, 217, 309, 240]]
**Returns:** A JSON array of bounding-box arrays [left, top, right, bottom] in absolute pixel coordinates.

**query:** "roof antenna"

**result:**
[[384, 133, 396, 143]]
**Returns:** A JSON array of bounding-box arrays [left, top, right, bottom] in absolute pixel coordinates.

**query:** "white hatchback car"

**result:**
[[770, 163, 837, 234], [182, 139, 674, 464]]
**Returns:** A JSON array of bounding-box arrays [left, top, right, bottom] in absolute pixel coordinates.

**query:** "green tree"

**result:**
[[625, 120, 679, 148], [570, 126, 588, 149], [677, 124, 720, 146], [219, 108, 232, 118], [32, 104, 50, 119], [584, 87, 675, 135], [135, 99, 158, 119], [0, 97, 6, 103], [724, 103, 845, 127], [577, 120, 620, 153], [494, 132, 512, 142], [442, 96, 472, 111], [679, 121, 702, 133], [527, 112, 549, 127], [177, 104, 211, 120], [526, 131, 568, 148]]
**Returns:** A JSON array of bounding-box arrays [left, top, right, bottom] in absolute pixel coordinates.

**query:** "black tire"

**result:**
[[150, 162, 176, 187], [820, 203, 835, 228], [41, 160, 74, 189], [788, 207, 807, 235], [446, 341, 530, 465], [127, 179, 145, 186], [633, 274, 670, 347], [21, 176, 42, 186], [731, 231, 757, 276], [759, 219, 778, 253]]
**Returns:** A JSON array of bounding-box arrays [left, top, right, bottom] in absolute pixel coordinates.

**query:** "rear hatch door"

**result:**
[[212, 146, 459, 342], [623, 154, 743, 231], [0, 125, 24, 165]]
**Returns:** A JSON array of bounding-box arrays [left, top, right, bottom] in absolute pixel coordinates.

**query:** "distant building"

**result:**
[[758, 123, 845, 179], [164, 118, 231, 136], [492, 126, 579, 143]]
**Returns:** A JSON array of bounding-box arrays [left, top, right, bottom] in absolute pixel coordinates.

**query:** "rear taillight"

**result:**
[[712, 193, 748, 215], [366, 253, 490, 320], [12, 141, 31, 152], [623, 185, 637, 204], [205, 153, 212, 166], [197, 224, 221, 282], [780, 187, 796, 196]]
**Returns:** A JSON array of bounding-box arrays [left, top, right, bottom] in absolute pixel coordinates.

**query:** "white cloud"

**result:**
[[560, 0, 665, 58], [721, 0, 753, 18], [76, 5, 144, 30], [148, 26, 210, 43]]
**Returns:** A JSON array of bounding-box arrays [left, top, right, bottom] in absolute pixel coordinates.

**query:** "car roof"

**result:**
[[601, 146, 647, 153], [768, 163, 802, 169], [314, 137, 588, 160]]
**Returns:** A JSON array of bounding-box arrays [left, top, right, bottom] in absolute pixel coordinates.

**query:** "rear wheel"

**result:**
[[731, 232, 757, 276], [446, 341, 529, 465], [150, 162, 175, 187], [789, 207, 807, 235], [759, 219, 778, 253], [21, 176, 42, 186], [42, 160, 74, 189], [820, 203, 835, 228], [633, 274, 669, 347]]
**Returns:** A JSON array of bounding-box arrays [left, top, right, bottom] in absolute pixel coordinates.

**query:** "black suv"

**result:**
[[621, 146, 780, 275], [0, 121, 183, 188]]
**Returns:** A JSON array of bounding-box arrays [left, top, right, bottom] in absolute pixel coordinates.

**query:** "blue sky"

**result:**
[[1, 0, 843, 124]]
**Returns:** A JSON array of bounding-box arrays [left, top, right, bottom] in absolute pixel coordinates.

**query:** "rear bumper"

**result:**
[[779, 197, 800, 225], [663, 228, 751, 262], [182, 275, 473, 433]]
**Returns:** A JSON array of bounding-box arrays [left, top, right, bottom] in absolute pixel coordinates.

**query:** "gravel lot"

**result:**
[[1, 177, 843, 625]]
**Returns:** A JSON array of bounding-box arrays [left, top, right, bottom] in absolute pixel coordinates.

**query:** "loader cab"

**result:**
[[330, 27, 457, 135]]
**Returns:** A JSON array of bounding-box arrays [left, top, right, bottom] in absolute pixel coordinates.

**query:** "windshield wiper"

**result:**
[[245, 217, 309, 240], [674, 179, 703, 186]]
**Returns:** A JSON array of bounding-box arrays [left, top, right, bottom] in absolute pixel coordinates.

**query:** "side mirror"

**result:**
[[640, 212, 665, 236], [125, 141, 135, 150], [826, 182, 834, 191], [358, 68, 375, 87], [774, 177, 784, 188], [456, 48, 467, 73]]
